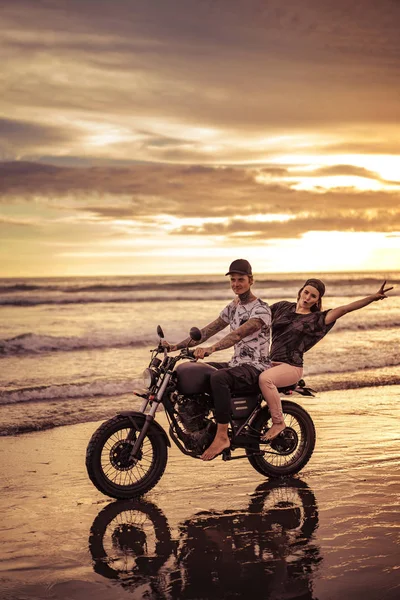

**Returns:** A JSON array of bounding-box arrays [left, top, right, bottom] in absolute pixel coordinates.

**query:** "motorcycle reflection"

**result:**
[[89, 498, 175, 595], [89, 479, 321, 600]]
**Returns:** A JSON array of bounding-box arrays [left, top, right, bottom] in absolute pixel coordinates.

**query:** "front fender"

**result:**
[[118, 410, 171, 447]]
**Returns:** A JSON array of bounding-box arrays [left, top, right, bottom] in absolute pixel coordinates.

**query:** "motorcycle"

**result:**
[[86, 326, 316, 499]]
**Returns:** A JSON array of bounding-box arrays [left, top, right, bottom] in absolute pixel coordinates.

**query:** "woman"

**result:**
[[260, 278, 393, 442]]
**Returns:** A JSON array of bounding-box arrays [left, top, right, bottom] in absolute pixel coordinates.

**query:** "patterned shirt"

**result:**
[[270, 301, 336, 367], [220, 298, 271, 371]]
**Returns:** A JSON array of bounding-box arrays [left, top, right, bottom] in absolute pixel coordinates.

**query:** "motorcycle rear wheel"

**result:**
[[86, 415, 168, 499], [246, 400, 315, 477]]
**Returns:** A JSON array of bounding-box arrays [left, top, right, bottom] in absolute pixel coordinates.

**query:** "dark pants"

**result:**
[[207, 362, 261, 424]]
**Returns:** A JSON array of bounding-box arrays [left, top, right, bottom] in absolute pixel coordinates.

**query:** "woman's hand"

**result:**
[[372, 281, 393, 301]]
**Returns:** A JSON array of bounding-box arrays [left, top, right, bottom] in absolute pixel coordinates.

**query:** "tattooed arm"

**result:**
[[165, 316, 228, 351], [193, 318, 264, 359]]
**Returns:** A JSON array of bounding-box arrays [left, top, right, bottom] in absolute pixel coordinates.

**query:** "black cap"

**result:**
[[304, 278, 325, 297], [225, 259, 253, 276]]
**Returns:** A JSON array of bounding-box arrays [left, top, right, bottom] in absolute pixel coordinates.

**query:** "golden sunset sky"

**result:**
[[1, 0, 399, 277]]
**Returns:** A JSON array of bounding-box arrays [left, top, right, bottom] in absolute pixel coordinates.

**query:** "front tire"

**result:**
[[86, 415, 168, 499], [246, 401, 315, 477]]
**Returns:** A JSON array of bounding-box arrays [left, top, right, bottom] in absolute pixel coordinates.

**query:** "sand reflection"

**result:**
[[89, 478, 321, 599]]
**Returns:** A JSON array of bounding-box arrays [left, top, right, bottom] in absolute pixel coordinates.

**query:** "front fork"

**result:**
[[129, 372, 171, 459]]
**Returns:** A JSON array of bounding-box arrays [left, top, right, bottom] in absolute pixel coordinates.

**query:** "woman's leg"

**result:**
[[258, 362, 303, 441]]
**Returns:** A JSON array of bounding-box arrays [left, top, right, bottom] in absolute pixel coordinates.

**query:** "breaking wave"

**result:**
[[1, 273, 399, 306], [0, 377, 141, 406], [1, 316, 398, 357], [0, 332, 155, 355]]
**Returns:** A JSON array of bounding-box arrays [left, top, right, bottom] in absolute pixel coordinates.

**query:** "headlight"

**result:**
[[142, 368, 155, 388]]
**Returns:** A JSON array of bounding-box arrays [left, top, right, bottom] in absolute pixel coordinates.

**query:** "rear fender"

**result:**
[[118, 410, 171, 447]]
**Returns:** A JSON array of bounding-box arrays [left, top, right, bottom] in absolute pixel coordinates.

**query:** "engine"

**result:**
[[173, 393, 216, 454], [176, 394, 210, 432]]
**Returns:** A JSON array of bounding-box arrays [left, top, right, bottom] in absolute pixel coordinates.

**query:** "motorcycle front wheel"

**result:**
[[86, 415, 168, 499], [246, 400, 316, 477]]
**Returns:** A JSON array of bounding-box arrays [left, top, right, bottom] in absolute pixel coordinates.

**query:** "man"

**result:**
[[165, 259, 271, 461]]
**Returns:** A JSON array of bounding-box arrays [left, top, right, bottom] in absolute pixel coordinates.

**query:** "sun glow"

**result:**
[[290, 175, 398, 192], [274, 153, 400, 185], [244, 213, 295, 223], [74, 120, 137, 148], [260, 231, 399, 273], [86, 129, 132, 147]]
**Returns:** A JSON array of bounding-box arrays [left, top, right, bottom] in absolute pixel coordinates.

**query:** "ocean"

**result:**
[[1, 272, 399, 435]]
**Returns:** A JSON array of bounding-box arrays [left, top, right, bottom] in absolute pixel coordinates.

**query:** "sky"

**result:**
[[1, 0, 400, 277]]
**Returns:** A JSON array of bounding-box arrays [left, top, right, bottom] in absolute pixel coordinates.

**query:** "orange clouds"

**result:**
[[1, 161, 399, 239], [1, 1, 400, 275]]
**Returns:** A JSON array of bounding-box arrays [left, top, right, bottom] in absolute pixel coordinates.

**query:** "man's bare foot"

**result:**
[[201, 436, 230, 461], [261, 422, 286, 442]]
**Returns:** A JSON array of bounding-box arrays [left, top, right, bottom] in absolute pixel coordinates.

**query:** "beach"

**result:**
[[1, 272, 399, 598], [2, 0, 400, 595], [1, 385, 399, 600]]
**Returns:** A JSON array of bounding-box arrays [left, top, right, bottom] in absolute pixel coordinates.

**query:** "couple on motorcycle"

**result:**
[[164, 259, 392, 461]]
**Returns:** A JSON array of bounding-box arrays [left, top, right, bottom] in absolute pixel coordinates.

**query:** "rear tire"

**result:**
[[246, 401, 315, 477], [86, 415, 168, 499]]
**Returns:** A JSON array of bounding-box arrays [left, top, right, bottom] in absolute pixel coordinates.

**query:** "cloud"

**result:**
[[1, 160, 399, 210], [0, 118, 70, 143], [0, 216, 39, 227], [292, 164, 400, 185], [1, 2, 400, 276], [172, 212, 400, 239], [1, 0, 400, 168], [323, 139, 400, 156], [304, 165, 381, 179], [0, 118, 79, 159], [1, 161, 399, 241]]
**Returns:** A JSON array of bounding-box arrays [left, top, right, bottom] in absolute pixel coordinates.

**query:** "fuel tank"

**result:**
[[176, 361, 217, 395]]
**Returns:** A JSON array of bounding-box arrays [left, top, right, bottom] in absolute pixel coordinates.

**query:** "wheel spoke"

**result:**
[[86, 415, 168, 498], [258, 408, 306, 468], [100, 427, 156, 488]]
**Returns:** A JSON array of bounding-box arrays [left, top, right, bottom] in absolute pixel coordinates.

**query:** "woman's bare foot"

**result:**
[[201, 435, 230, 461], [261, 422, 286, 443]]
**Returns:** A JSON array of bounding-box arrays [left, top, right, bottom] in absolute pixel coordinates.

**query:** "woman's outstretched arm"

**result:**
[[325, 281, 393, 325]]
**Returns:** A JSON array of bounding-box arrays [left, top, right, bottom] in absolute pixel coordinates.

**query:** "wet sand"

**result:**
[[1, 386, 399, 600]]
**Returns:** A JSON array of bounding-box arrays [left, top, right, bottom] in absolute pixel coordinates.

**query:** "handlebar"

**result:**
[[152, 345, 197, 361]]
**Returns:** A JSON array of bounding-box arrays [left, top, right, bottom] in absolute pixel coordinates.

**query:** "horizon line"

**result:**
[[0, 269, 399, 280]]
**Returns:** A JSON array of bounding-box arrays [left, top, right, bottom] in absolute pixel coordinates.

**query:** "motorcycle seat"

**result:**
[[277, 383, 297, 394], [231, 382, 297, 398]]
